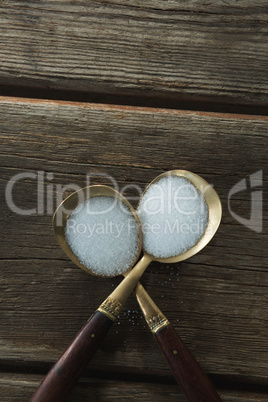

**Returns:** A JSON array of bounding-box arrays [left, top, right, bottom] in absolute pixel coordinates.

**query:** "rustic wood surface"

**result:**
[[0, 1, 267, 109], [0, 2, 267, 400], [1, 372, 268, 402], [0, 97, 267, 400]]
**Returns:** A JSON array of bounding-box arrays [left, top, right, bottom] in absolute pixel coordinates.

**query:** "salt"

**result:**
[[65, 196, 139, 276], [137, 175, 208, 258]]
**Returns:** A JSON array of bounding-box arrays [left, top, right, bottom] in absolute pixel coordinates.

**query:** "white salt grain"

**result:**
[[65, 196, 139, 276], [137, 175, 208, 258]]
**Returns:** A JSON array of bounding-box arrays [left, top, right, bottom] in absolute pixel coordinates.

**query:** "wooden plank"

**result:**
[[1, 373, 268, 401], [0, 373, 187, 402], [0, 1, 267, 107], [0, 98, 267, 388]]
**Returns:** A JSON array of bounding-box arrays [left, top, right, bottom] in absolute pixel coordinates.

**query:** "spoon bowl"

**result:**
[[138, 169, 222, 264], [53, 185, 143, 278]]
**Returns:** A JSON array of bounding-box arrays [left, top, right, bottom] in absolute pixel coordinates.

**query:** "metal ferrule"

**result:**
[[134, 282, 170, 334], [145, 313, 170, 334], [97, 296, 123, 321]]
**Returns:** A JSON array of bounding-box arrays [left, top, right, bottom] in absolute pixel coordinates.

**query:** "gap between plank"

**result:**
[[0, 85, 267, 117], [0, 362, 268, 394]]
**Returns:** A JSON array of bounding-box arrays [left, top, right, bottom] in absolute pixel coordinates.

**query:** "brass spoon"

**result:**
[[31, 170, 222, 402], [121, 170, 222, 401]]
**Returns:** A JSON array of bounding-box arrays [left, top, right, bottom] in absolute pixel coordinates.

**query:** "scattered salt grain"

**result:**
[[137, 175, 208, 258], [65, 196, 139, 276]]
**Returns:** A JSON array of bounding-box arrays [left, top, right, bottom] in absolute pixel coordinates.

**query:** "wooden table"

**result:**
[[1, 2, 267, 401]]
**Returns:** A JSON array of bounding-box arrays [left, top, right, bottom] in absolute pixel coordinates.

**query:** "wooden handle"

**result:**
[[154, 325, 222, 402], [30, 311, 113, 402]]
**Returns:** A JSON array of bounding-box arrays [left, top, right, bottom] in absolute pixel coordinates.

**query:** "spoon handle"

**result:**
[[30, 256, 151, 401], [134, 283, 222, 402], [30, 308, 116, 402], [154, 325, 222, 402]]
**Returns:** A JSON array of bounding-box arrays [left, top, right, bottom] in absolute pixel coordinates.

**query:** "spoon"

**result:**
[[127, 170, 222, 401], [31, 170, 222, 402]]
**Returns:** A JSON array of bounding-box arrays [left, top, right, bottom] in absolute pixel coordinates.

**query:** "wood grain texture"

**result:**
[[0, 98, 267, 400], [0, 1, 267, 107], [1, 373, 268, 401]]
